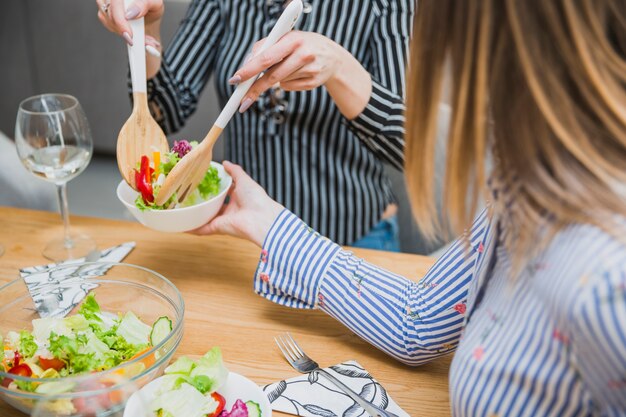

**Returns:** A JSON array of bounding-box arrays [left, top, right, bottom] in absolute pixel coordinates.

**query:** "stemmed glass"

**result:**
[[15, 94, 96, 261]]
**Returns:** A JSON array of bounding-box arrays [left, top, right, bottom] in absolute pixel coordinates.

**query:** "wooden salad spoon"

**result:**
[[116, 0, 169, 190], [154, 0, 303, 207]]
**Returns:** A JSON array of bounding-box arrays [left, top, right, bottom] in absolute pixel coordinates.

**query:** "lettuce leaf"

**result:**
[[152, 382, 218, 417], [116, 312, 152, 346], [78, 293, 101, 321], [19, 331, 37, 358], [165, 356, 195, 375], [197, 167, 221, 199]]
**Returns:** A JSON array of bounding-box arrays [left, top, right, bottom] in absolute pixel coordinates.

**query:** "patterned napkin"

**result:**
[[263, 360, 409, 417], [20, 242, 136, 318]]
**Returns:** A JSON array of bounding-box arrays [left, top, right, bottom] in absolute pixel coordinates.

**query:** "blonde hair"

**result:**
[[405, 0, 626, 260]]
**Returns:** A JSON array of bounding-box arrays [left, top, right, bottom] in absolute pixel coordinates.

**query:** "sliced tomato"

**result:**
[[208, 392, 226, 417], [39, 357, 66, 371], [135, 155, 155, 203], [1, 363, 33, 388], [8, 363, 32, 377]]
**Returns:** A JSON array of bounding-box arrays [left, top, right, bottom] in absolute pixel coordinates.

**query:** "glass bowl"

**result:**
[[0, 262, 184, 416]]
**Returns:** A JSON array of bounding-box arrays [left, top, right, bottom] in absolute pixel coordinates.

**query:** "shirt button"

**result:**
[[303, 2, 313, 13], [266, 0, 275, 5]]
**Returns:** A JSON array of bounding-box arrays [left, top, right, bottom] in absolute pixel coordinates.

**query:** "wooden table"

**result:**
[[0, 207, 451, 416]]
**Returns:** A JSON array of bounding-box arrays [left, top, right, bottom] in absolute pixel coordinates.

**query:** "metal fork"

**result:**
[[275, 333, 400, 417]]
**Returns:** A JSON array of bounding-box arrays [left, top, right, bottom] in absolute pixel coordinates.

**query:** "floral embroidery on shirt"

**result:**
[[473, 346, 485, 361], [261, 249, 268, 263], [608, 378, 626, 389], [436, 342, 455, 353], [552, 329, 570, 345], [260, 273, 270, 283], [527, 262, 548, 275], [478, 242, 485, 253], [405, 305, 421, 320], [480, 309, 504, 342], [318, 293, 325, 307], [454, 303, 467, 315]]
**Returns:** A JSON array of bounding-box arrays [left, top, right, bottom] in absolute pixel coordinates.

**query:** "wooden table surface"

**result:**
[[0, 207, 451, 417]]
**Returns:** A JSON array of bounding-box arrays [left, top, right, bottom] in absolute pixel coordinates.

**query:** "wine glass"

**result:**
[[15, 94, 96, 262]]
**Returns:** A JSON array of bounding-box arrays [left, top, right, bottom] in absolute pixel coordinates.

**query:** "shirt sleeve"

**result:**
[[345, 0, 414, 171], [254, 208, 492, 366], [570, 265, 626, 416], [131, 0, 223, 134]]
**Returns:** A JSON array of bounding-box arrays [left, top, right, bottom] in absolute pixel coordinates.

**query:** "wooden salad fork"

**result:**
[[116, 0, 169, 190], [154, 0, 303, 206], [275, 333, 400, 417]]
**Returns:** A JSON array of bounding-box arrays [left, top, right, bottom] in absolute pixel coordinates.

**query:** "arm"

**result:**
[[142, 0, 223, 134], [570, 265, 626, 416], [193, 162, 491, 365], [344, 0, 414, 170], [255, 208, 491, 365], [97, 0, 222, 133]]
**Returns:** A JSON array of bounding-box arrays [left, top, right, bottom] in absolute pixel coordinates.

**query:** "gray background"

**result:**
[[0, 0, 446, 254]]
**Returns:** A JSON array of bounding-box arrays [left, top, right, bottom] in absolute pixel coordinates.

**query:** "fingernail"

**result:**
[[146, 45, 161, 58], [122, 32, 133, 46], [228, 75, 241, 85], [125, 5, 140, 20], [239, 98, 254, 113]]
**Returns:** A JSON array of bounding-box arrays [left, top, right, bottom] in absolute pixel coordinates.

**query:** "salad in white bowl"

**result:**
[[125, 347, 270, 417], [117, 140, 232, 233]]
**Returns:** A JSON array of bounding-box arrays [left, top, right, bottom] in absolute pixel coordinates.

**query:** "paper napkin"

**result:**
[[263, 360, 409, 417], [20, 242, 136, 318]]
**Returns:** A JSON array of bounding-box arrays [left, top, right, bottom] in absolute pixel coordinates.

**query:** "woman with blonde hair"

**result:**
[[196, 0, 626, 415]]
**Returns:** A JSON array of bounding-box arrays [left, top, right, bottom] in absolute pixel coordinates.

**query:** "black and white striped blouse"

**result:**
[[145, 0, 414, 245]]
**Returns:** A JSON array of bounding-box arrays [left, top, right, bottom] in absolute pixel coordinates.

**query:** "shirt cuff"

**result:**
[[253, 209, 341, 309], [346, 80, 405, 139]]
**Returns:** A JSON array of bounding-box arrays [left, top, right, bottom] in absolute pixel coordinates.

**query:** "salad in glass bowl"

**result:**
[[0, 262, 185, 415], [117, 140, 232, 233], [0, 294, 171, 397]]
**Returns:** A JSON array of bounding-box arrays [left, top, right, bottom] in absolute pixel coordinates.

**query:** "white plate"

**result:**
[[124, 372, 272, 417]]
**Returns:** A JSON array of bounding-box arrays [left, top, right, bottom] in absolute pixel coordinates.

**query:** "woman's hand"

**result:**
[[191, 162, 285, 247], [230, 31, 372, 119], [96, 0, 164, 57]]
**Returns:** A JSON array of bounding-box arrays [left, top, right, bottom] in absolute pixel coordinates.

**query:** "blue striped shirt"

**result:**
[[254, 209, 626, 416]]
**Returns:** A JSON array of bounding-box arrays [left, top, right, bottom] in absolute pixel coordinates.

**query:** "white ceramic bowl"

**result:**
[[123, 372, 272, 417], [117, 162, 232, 233]]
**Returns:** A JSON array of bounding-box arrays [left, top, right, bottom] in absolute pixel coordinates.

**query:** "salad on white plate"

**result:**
[[125, 347, 268, 417]]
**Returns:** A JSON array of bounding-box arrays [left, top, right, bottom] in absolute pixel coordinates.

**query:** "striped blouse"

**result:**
[[144, 0, 413, 245], [254, 208, 626, 416]]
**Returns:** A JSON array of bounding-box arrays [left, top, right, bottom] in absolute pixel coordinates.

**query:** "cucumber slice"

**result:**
[[150, 316, 173, 346], [246, 401, 262, 417]]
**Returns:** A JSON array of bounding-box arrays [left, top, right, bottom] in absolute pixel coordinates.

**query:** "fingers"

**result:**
[[190, 216, 228, 236], [229, 32, 303, 84], [96, 0, 151, 45], [124, 0, 148, 20], [145, 35, 162, 57], [281, 77, 319, 91], [238, 54, 309, 113], [109, 0, 133, 42], [222, 161, 247, 180]]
